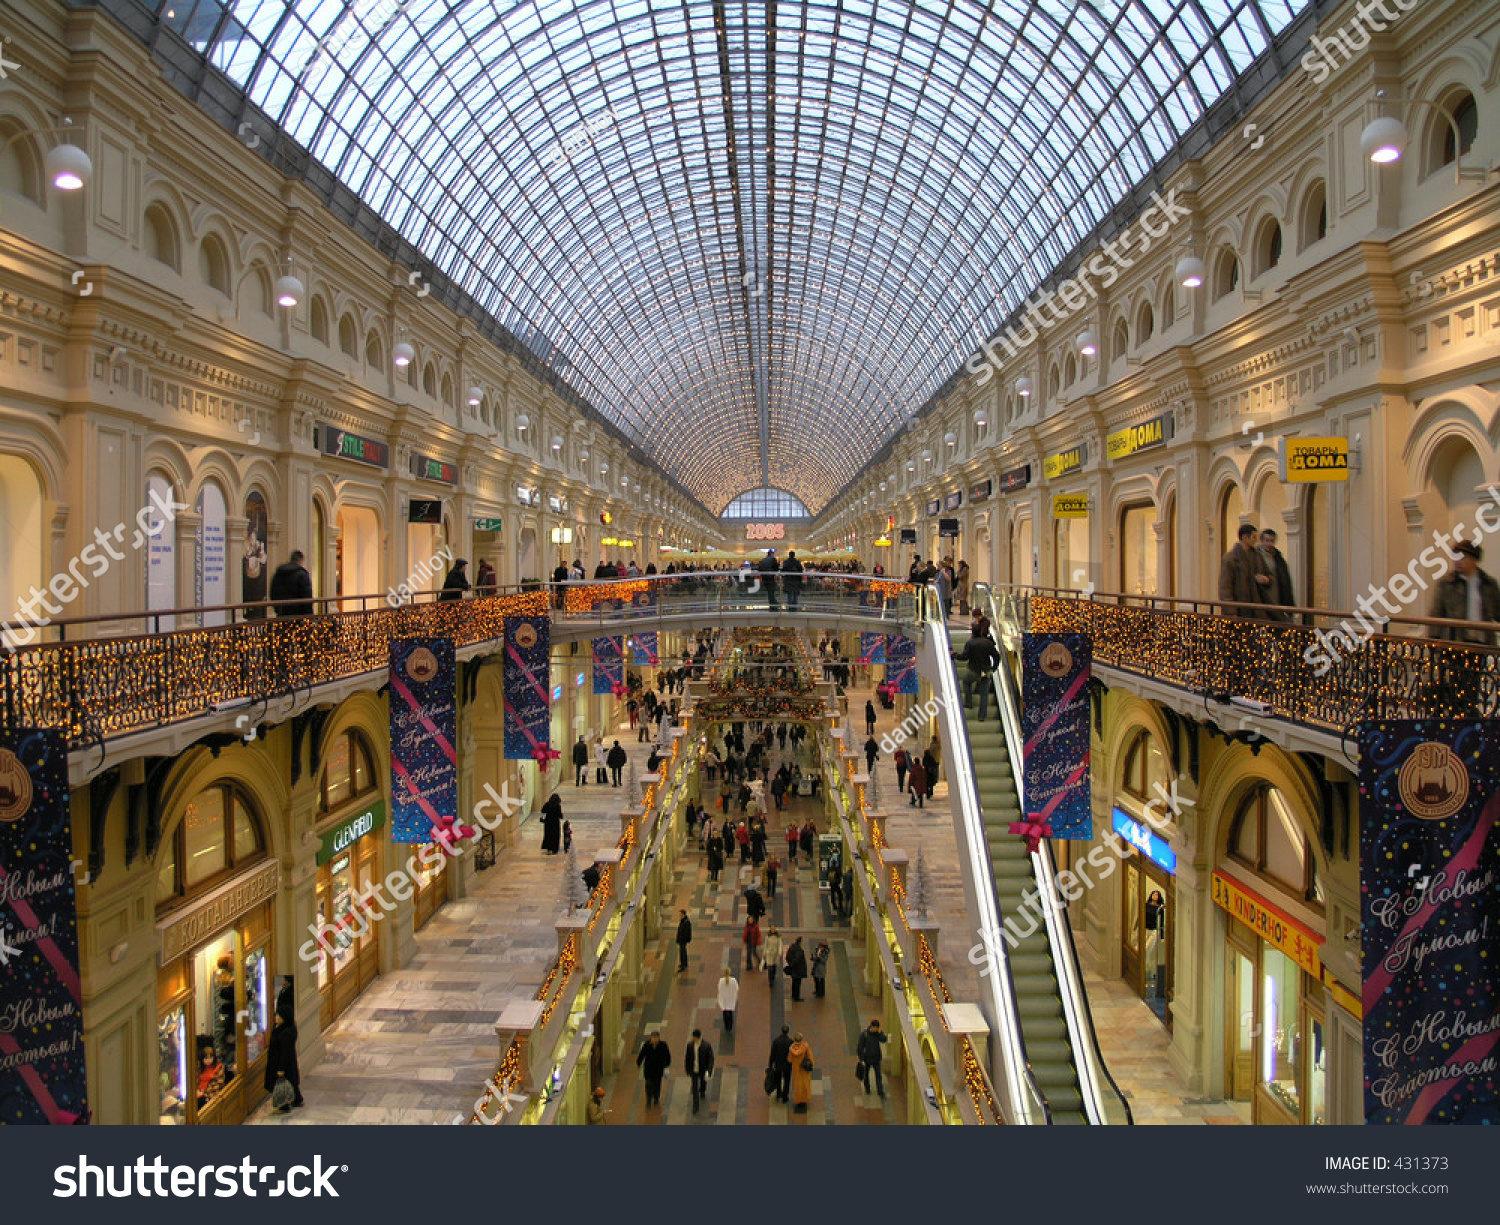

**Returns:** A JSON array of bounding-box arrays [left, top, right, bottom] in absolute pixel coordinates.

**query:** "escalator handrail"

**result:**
[[980, 583, 1134, 1126], [921, 587, 1054, 1126]]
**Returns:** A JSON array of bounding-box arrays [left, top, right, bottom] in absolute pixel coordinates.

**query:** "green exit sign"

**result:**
[[474, 517, 503, 532]]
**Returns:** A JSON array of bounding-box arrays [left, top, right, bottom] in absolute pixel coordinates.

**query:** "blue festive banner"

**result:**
[[503, 615, 553, 761], [389, 638, 458, 843], [858, 632, 886, 665], [1020, 633, 1093, 840], [885, 634, 917, 694], [0, 729, 88, 1124], [592, 636, 623, 695], [631, 632, 659, 667], [1359, 720, 1500, 1124]]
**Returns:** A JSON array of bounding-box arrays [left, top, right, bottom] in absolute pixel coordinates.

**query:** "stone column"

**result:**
[[494, 999, 546, 1094]]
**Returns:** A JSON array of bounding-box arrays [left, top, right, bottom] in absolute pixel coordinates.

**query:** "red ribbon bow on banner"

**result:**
[[532, 745, 561, 766], [611, 682, 627, 699], [430, 814, 478, 856], [1007, 819, 1053, 854]]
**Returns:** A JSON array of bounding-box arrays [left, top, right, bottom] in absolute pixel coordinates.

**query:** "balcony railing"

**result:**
[[987, 584, 1499, 735]]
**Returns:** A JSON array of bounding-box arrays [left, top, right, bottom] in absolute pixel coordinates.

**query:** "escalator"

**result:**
[[918, 589, 1132, 1125]]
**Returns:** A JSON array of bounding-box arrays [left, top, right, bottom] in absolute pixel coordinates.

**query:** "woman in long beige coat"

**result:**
[[788, 1033, 815, 1114]]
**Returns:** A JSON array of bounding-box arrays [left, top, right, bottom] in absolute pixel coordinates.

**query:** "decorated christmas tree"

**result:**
[[561, 845, 591, 909], [908, 844, 933, 921], [624, 758, 643, 808]]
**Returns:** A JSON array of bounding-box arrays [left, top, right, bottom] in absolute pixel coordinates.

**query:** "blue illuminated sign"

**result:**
[[552, 685, 563, 701], [1111, 807, 1177, 874], [576, 672, 585, 687]]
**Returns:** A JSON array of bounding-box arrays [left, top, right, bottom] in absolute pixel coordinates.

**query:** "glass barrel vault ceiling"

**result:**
[[150, 0, 1306, 515]]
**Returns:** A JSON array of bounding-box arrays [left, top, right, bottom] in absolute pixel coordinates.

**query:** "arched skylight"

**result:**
[[139, 0, 1306, 513], [722, 488, 811, 520]]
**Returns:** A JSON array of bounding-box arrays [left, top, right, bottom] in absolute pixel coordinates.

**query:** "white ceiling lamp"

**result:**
[[906, 460, 916, 471], [467, 385, 484, 407], [550, 435, 563, 452], [600, 462, 609, 474], [943, 431, 957, 448], [879, 481, 888, 492], [515, 412, 531, 432], [621, 475, 630, 489], [274, 268, 304, 309], [920, 448, 933, 463], [1076, 329, 1098, 357], [44, 119, 92, 191], [393, 340, 415, 368], [1360, 113, 1407, 164], [974, 408, 988, 427], [579, 447, 590, 463], [1175, 256, 1206, 289], [1016, 376, 1033, 398]]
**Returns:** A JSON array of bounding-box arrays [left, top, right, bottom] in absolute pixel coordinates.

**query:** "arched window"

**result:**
[[1298, 181, 1327, 252], [1254, 218, 1282, 276], [339, 313, 359, 358], [199, 234, 231, 295], [1219, 483, 1245, 562], [155, 783, 267, 911], [1160, 280, 1175, 329], [144, 204, 180, 272], [319, 729, 379, 814], [1229, 784, 1323, 905], [1047, 363, 1061, 400], [422, 362, 437, 398], [1111, 318, 1129, 361], [0, 118, 43, 206], [365, 329, 384, 369], [246, 261, 273, 316], [310, 296, 331, 344], [1434, 90, 1478, 171], [440, 372, 456, 410], [1213, 249, 1239, 301], [1120, 728, 1167, 806], [1136, 301, 1154, 345], [1063, 350, 1078, 387]]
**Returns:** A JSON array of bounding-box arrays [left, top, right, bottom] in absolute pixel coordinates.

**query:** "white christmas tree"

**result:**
[[624, 758, 643, 808], [908, 844, 933, 921], [561, 845, 591, 909], [866, 764, 881, 806]]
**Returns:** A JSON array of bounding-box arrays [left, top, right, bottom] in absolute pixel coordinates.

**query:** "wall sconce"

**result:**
[[0, 118, 94, 191], [1175, 255, 1206, 289], [1075, 330, 1098, 357], [973, 408, 987, 428], [1360, 90, 1493, 183], [515, 412, 530, 432], [393, 339, 415, 368], [467, 385, 484, 407], [1015, 376, 1033, 398]]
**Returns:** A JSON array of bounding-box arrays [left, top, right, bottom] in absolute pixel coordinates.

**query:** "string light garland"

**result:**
[[562, 580, 651, 612]]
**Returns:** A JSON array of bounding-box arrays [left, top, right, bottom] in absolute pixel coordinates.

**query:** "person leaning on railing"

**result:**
[[1427, 540, 1500, 645]]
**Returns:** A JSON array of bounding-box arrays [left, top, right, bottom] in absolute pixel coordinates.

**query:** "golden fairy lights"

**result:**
[[562, 580, 650, 612]]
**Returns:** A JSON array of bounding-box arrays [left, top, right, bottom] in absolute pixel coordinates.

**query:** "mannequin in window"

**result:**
[[196, 1036, 225, 1107], [212, 954, 237, 1082]]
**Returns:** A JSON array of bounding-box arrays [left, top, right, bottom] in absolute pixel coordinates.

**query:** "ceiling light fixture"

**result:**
[[1175, 256, 1206, 289], [1016, 376, 1033, 398]]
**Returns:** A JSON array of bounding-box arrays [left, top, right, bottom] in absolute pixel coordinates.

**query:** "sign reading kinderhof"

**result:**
[[1358, 720, 1500, 1124]]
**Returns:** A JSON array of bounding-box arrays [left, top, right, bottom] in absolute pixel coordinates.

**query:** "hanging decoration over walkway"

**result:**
[[389, 638, 459, 843], [1020, 633, 1093, 841], [503, 616, 553, 760], [885, 634, 917, 694], [592, 636, 623, 694]]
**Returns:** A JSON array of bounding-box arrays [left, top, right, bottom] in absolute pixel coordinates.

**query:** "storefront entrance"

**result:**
[[1121, 854, 1174, 1027]]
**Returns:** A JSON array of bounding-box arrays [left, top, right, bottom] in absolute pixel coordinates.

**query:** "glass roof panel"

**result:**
[[144, 0, 1307, 514]]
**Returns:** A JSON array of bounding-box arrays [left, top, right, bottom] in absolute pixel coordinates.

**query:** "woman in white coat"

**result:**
[[718, 968, 740, 1032], [592, 732, 608, 785], [762, 927, 785, 991]]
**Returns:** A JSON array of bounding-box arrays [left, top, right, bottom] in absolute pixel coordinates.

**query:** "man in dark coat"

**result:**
[[635, 1032, 671, 1108], [864, 736, 879, 773], [1256, 529, 1297, 621], [269, 551, 314, 616], [540, 792, 563, 854], [769, 1024, 794, 1103], [1428, 539, 1500, 644], [1217, 524, 1262, 617], [676, 909, 693, 971], [785, 935, 809, 1002], [439, 558, 471, 601], [865, 699, 878, 736], [780, 549, 804, 609], [856, 1019, 889, 1099], [264, 1009, 303, 1110], [572, 735, 590, 786], [744, 886, 766, 923], [683, 1029, 715, 1114], [606, 740, 627, 786], [954, 630, 1001, 720], [757, 549, 781, 610]]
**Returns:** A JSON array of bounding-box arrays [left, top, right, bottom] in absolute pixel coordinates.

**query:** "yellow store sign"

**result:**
[[1042, 446, 1086, 480], [1105, 413, 1174, 462], [1279, 437, 1349, 482], [1212, 870, 1323, 976], [1052, 494, 1089, 519]]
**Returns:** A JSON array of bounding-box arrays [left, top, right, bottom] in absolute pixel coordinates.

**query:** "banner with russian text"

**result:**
[[503, 615, 553, 760], [0, 729, 88, 1124], [1020, 633, 1092, 840], [885, 634, 917, 694], [1359, 720, 1499, 1124], [592, 636, 623, 695], [631, 632, 659, 667], [389, 638, 458, 843], [858, 632, 886, 665]]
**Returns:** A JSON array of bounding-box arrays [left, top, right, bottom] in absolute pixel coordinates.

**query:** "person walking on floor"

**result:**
[[707, 839, 724, 883], [269, 551, 314, 617], [763, 926, 785, 991], [676, 908, 693, 971], [540, 791, 563, 853], [745, 884, 766, 925], [842, 866, 855, 917], [439, 558, 471, 600], [785, 822, 799, 864], [894, 746, 908, 794], [826, 862, 844, 916], [923, 742, 939, 798], [810, 940, 830, 998], [865, 699, 877, 737], [765, 854, 780, 898], [857, 1019, 888, 1099], [264, 1009, 303, 1111], [635, 1032, 671, 1109], [593, 733, 608, 784], [788, 1033, 815, 1114], [785, 935, 809, 1001], [1218, 523, 1264, 618], [864, 736, 879, 774], [587, 1086, 608, 1124], [769, 1025, 794, 1104], [735, 819, 751, 863], [572, 735, 590, 786], [907, 757, 927, 808], [562, 820, 572, 853], [684, 1029, 715, 1115], [743, 915, 764, 971], [606, 740, 627, 786], [953, 628, 1001, 720], [717, 968, 739, 1032]]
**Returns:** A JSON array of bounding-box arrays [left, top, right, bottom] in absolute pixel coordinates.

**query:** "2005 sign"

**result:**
[[745, 523, 786, 541]]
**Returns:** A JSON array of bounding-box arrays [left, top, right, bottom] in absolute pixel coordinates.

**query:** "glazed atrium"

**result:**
[[0, 0, 1497, 1171]]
